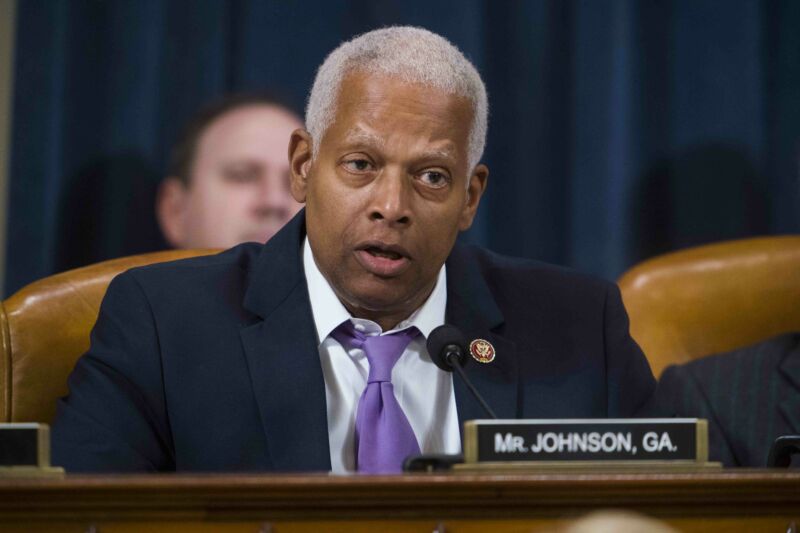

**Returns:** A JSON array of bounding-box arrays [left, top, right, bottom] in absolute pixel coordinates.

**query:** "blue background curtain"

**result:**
[[7, 0, 800, 295]]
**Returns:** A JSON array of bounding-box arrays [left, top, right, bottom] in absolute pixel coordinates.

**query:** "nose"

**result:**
[[253, 171, 293, 215], [368, 169, 412, 226]]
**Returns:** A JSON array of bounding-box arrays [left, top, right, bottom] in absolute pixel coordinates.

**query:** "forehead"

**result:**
[[196, 104, 302, 160], [323, 72, 473, 158]]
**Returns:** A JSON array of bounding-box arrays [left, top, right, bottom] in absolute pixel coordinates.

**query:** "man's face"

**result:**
[[289, 72, 488, 328], [159, 104, 303, 249]]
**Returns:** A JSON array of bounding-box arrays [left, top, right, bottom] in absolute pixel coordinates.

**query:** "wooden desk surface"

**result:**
[[0, 470, 798, 532]]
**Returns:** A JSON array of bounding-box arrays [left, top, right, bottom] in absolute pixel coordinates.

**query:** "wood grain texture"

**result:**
[[0, 471, 796, 531]]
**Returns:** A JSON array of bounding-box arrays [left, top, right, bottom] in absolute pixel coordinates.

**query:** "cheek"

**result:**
[[308, 205, 355, 256], [306, 175, 359, 227], [423, 230, 457, 270], [190, 186, 248, 222], [417, 206, 463, 248]]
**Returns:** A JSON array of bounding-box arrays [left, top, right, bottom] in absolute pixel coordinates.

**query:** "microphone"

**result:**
[[766, 435, 800, 467], [427, 325, 497, 419]]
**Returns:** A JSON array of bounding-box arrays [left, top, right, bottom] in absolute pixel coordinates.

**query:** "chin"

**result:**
[[342, 282, 412, 315], [240, 232, 273, 244]]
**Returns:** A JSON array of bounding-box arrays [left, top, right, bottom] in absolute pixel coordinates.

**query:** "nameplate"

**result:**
[[463, 419, 708, 464], [0, 423, 51, 467]]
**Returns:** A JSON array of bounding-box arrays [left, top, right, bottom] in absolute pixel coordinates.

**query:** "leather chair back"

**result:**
[[619, 236, 800, 377], [0, 250, 216, 423]]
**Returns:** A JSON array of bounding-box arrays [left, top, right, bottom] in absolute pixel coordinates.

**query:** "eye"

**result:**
[[418, 170, 450, 189], [342, 158, 374, 173], [222, 164, 260, 183]]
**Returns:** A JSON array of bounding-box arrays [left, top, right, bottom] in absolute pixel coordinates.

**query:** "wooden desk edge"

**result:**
[[0, 471, 796, 521]]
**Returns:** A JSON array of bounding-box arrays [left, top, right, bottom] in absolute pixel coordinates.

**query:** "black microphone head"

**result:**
[[427, 325, 468, 371]]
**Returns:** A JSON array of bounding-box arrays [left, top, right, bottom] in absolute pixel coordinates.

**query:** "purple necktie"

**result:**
[[332, 321, 421, 474]]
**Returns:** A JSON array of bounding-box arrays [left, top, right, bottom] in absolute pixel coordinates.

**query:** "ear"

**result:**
[[289, 128, 313, 203], [156, 177, 190, 248], [458, 163, 489, 231]]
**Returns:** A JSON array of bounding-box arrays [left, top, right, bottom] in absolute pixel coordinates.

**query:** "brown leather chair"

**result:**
[[0, 250, 216, 424], [619, 236, 800, 377]]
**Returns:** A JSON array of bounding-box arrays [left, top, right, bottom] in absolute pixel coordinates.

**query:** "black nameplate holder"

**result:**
[[459, 418, 719, 471], [0, 423, 63, 477]]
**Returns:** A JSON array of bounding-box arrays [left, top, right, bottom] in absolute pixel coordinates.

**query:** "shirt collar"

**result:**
[[303, 237, 447, 344]]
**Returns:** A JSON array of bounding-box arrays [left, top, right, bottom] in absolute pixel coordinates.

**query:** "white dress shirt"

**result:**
[[303, 238, 461, 473]]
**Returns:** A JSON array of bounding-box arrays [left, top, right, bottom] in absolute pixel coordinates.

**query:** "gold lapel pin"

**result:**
[[469, 338, 495, 363]]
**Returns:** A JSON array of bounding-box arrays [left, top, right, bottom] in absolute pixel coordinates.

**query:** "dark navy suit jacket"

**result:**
[[652, 333, 800, 467], [51, 213, 655, 472]]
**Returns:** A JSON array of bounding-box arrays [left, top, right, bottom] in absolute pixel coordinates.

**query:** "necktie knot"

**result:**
[[332, 322, 419, 383]]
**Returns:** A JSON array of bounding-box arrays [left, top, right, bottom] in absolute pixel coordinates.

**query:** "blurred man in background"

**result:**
[[156, 94, 303, 249]]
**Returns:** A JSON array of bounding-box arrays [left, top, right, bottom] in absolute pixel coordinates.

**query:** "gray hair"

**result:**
[[305, 26, 488, 171]]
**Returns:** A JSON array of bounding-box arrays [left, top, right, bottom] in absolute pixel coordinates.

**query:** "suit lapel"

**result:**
[[445, 245, 519, 428], [778, 336, 800, 435], [240, 212, 331, 471]]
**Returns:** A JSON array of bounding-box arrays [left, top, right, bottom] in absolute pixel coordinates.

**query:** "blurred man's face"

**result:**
[[288, 72, 488, 330], [158, 104, 303, 249]]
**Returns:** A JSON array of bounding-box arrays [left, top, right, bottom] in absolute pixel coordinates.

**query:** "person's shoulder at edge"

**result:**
[[655, 331, 799, 411], [664, 333, 799, 377], [652, 332, 800, 465]]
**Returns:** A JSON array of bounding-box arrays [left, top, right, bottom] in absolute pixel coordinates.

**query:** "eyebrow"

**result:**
[[341, 128, 385, 148], [340, 128, 459, 163], [419, 147, 457, 161]]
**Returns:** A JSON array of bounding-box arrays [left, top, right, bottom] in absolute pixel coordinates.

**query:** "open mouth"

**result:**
[[355, 242, 411, 277], [364, 246, 404, 260]]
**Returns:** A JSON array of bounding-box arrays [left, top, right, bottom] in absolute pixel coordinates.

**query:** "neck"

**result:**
[[342, 302, 416, 331], [342, 282, 437, 332], [346, 308, 407, 332]]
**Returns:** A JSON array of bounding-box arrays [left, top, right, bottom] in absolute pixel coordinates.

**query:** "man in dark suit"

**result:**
[[651, 333, 800, 466], [51, 26, 655, 473]]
